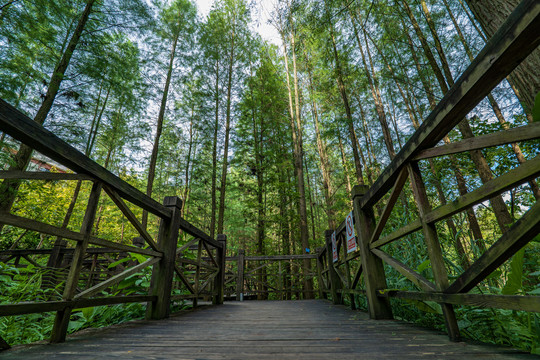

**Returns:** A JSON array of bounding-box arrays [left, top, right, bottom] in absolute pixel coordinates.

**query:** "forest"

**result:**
[[0, 0, 539, 353]]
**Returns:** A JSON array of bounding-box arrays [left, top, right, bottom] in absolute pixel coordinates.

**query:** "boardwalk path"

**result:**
[[1, 300, 536, 359]]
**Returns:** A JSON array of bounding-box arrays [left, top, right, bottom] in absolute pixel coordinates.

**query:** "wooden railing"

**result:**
[[317, 0, 540, 341], [0, 99, 226, 348], [223, 251, 319, 300]]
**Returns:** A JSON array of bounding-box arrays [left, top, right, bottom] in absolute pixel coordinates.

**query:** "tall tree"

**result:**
[[142, 0, 197, 230], [0, 0, 96, 231]]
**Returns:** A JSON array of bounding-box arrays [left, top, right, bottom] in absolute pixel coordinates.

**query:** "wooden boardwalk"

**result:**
[[1, 300, 536, 359]]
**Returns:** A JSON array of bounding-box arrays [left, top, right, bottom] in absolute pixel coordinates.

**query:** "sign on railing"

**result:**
[[345, 211, 357, 253]]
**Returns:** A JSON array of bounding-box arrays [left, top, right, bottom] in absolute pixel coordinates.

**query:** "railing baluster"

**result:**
[[147, 196, 182, 320], [351, 185, 393, 320], [50, 181, 102, 343]]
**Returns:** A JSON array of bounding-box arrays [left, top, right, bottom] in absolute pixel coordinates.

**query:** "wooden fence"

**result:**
[[223, 251, 318, 300], [317, 0, 540, 342], [0, 99, 226, 348]]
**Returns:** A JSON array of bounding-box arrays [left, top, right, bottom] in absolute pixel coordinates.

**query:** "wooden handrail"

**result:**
[[0, 98, 171, 219], [358, 0, 540, 209]]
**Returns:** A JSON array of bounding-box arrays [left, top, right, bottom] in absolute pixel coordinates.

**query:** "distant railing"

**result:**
[[223, 251, 319, 300], [0, 99, 226, 348], [318, 0, 540, 342]]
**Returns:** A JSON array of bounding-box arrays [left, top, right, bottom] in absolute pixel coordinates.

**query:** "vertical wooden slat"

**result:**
[[213, 234, 226, 305], [352, 185, 393, 320], [407, 162, 460, 341], [50, 182, 102, 343], [146, 196, 182, 320], [236, 249, 245, 301], [325, 230, 343, 305], [315, 247, 326, 299], [192, 238, 203, 308]]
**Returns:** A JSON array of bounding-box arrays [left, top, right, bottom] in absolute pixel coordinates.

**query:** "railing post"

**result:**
[[147, 196, 182, 320], [315, 247, 326, 299], [236, 249, 245, 301], [325, 230, 343, 305], [50, 182, 102, 343], [352, 185, 393, 320], [408, 163, 460, 341], [213, 234, 227, 305]]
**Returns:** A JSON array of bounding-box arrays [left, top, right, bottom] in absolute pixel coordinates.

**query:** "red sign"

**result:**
[[345, 211, 357, 253]]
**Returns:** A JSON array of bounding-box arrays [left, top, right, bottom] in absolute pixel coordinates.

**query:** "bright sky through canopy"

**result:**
[[195, 0, 281, 45]]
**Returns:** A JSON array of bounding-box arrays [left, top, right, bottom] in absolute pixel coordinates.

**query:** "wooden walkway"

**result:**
[[1, 300, 536, 359]]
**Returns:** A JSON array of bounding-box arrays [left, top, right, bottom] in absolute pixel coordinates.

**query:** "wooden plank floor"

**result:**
[[1, 300, 536, 359]]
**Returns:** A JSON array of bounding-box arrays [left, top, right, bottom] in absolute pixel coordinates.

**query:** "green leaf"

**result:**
[[533, 91, 540, 122], [417, 259, 431, 273], [129, 252, 149, 264], [502, 248, 525, 295], [82, 307, 96, 321], [108, 257, 131, 269]]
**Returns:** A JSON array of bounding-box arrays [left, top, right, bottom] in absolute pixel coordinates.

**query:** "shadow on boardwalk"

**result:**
[[1, 300, 537, 359]]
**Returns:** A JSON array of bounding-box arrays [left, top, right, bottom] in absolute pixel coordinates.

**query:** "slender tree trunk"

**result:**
[[352, 10, 396, 159], [441, 0, 540, 200], [306, 59, 336, 229], [181, 106, 195, 218], [337, 130, 352, 196], [402, 0, 513, 233], [210, 58, 220, 238], [217, 24, 236, 235], [328, 12, 364, 184], [142, 19, 181, 230], [464, 0, 540, 114], [278, 8, 313, 297], [0, 0, 95, 228]]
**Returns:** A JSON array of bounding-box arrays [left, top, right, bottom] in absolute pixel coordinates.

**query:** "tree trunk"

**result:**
[[328, 12, 364, 185], [464, 0, 540, 115], [351, 12, 396, 159], [142, 19, 181, 230], [441, 0, 540, 200], [402, 0, 513, 234], [0, 0, 96, 227], [217, 24, 236, 235], [278, 7, 313, 297], [306, 60, 336, 229], [210, 58, 220, 238]]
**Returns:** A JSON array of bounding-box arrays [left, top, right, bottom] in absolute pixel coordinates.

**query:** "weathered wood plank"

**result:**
[[379, 291, 539, 313], [408, 163, 460, 341], [0, 295, 155, 316], [178, 217, 222, 249], [371, 249, 436, 292], [370, 219, 422, 249], [446, 198, 540, 294], [0, 99, 171, 220], [370, 168, 409, 244], [1, 300, 532, 359], [425, 154, 540, 225], [358, 0, 540, 209], [0, 171, 94, 181], [51, 182, 102, 343], [103, 185, 159, 252], [414, 122, 540, 160], [174, 264, 196, 294], [244, 254, 318, 261], [352, 185, 393, 320], [74, 257, 160, 299], [0, 212, 161, 257]]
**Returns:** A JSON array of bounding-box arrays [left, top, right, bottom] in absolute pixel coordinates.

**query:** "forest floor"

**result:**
[[0, 300, 536, 359]]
